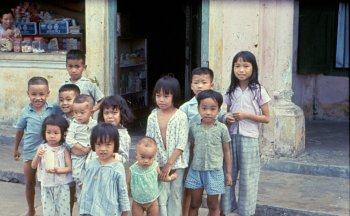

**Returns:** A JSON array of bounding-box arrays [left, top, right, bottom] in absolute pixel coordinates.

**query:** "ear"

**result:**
[[210, 82, 214, 89]]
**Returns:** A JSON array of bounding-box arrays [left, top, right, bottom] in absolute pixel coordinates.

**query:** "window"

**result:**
[[298, 1, 349, 76]]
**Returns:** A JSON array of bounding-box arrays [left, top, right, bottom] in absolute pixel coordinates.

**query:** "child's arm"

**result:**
[[13, 130, 24, 160], [160, 149, 183, 180], [232, 102, 270, 123], [157, 166, 177, 182], [92, 97, 104, 113], [31, 145, 46, 169], [126, 169, 131, 196], [223, 143, 232, 186], [47, 148, 72, 174], [71, 144, 91, 156], [66, 123, 91, 156]]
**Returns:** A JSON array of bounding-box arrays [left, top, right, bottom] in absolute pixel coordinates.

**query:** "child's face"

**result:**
[[27, 84, 50, 111], [198, 98, 220, 125], [95, 137, 115, 164], [45, 124, 62, 147], [102, 107, 121, 126], [59, 90, 78, 116], [0, 13, 14, 29], [73, 102, 92, 124], [155, 90, 174, 111], [233, 58, 253, 82], [66, 59, 86, 82], [191, 74, 213, 95], [136, 143, 156, 167]]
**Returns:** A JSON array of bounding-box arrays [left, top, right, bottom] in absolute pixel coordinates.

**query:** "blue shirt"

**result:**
[[62, 77, 104, 103], [79, 158, 130, 215], [15, 103, 62, 160]]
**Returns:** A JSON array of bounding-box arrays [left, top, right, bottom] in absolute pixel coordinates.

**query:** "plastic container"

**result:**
[[13, 37, 22, 53], [21, 37, 33, 53], [32, 36, 46, 53]]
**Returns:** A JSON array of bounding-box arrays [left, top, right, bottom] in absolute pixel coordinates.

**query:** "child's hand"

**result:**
[[225, 113, 236, 124], [46, 168, 57, 174], [13, 149, 21, 161], [225, 174, 232, 186], [159, 164, 172, 180], [232, 112, 247, 121], [36, 146, 46, 158]]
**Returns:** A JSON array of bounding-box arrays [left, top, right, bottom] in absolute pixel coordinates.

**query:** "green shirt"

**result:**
[[189, 119, 231, 171]]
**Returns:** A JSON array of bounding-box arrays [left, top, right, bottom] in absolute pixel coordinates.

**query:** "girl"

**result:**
[[127, 136, 177, 216], [31, 114, 72, 216], [146, 75, 189, 216], [79, 123, 130, 216], [97, 95, 134, 163], [0, 9, 21, 39], [220, 51, 271, 216]]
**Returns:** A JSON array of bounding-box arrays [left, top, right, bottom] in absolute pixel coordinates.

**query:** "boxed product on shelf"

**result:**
[[39, 20, 69, 34], [16, 22, 38, 35]]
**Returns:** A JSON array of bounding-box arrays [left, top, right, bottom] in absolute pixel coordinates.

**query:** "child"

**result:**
[[31, 114, 72, 216], [127, 136, 177, 216], [58, 83, 80, 123], [184, 89, 232, 216], [180, 67, 225, 216], [97, 95, 134, 163], [62, 49, 104, 113], [0, 9, 21, 39], [220, 51, 271, 216], [146, 75, 189, 216], [13, 76, 61, 216], [79, 123, 130, 216], [65, 94, 97, 199]]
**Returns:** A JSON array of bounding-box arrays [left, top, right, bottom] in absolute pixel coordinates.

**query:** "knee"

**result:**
[[207, 200, 219, 211], [190, 199, 202, 210]]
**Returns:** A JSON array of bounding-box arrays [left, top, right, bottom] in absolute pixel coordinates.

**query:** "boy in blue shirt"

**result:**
[[13, 76, 61, 216]]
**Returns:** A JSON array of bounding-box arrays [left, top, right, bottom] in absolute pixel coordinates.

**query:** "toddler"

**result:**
[[31, 114, 72, 216]]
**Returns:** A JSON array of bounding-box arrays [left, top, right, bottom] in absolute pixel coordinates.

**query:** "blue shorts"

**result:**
[[184, 166, 225, 195]]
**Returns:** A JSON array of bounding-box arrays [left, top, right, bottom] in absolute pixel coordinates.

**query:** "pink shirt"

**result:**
[[224, 85, 270, 138]]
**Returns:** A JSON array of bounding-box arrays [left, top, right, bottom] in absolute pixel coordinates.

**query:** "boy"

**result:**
[[184, 89, 232, 215], [65, 94, 97, 200], [13, 76, 61, 216], [62, 49, 104, 113], [58, 83, 80, 123]]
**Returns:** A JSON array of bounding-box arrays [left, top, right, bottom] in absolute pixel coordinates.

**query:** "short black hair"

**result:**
[[74, 94, 94, 107], [0, 9, 14, 19], [90, 123, 119, 153], [152, 75, 181, 108], [66, 49, 86, 64], [191, 67, 214, 82], [196, 89, 223, 108], [28, 76, 48, 89], [59, 84, 80, 95], [41, 114, 69, 143]]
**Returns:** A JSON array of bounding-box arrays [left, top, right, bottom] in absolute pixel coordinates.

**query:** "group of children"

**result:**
[[13, 49, 270, 216]]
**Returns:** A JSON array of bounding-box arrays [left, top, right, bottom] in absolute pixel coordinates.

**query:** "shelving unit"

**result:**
[[117, 37, 148, 112]]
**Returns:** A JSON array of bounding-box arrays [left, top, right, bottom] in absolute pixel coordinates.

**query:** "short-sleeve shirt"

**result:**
[[224, 85, 271, 138], [189, 119, 231, 171], [79, 158, 130, 215], [15, 103, 61, 160], [62, 77, 104, 103]]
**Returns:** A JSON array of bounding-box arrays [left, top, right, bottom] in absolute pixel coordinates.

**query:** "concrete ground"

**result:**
[[0, 120, 349, 216]]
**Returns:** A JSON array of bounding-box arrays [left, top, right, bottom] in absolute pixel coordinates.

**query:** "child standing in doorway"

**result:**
[[79, 123, 130, 216], [13, 76, 61, 216], [184, 90, 232, 216], [31, 114, 72, 216], [97, 95, 134, 163], [127, 136, 177, 216], [220, 51, 271, 216], [146, 75, 189, 216]]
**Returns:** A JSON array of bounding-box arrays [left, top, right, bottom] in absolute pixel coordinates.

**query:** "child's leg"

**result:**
[[69, 182, 76, 215], [188, 188, 203, 216], [23, 161, 36, 216], [182, 188, 191, 216], [41, 186, 55, 216], [207, 194, 220, 216], [146, 200, 159, 216], [57, 184, 71, 216], [167, 169, 185, 216], [132, 201, 145, 216]]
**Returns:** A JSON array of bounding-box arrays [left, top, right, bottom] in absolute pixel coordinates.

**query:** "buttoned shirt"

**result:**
[[189, 119, 231, 171], [62, 77, 104, 103]]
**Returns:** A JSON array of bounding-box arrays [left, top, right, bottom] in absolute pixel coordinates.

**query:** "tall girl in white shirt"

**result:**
[[220, 51, 271, 216]]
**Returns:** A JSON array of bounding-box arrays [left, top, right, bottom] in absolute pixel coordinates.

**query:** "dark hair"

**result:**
[[0, 9, 14, 20], [90, 123, 119, 153], [191, 67, 214, 82], [28, 76, 48, 89], [41, 114, 69, 144], [59, 84, 80, 95], [196, 89, 223, 108], [97, 95, 134, 126], [226, 51, 261, 99], [152, 75, 181, 108], [74, 94, 94, 107], [66, 49, 86, 64]]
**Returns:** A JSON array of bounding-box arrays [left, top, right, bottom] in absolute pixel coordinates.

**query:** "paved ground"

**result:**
[[0, 120, 349, 216]]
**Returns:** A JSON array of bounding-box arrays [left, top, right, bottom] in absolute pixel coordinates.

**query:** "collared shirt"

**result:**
[[180, 96, 226, 124], [62, 77, 104, 103], [189, 119, 231, 171], [15, 102, 60, 160], [146, 109, 189, 169], [66, 117, 97, 150], [224, 85, 271, 138], [79, 158, 130, 215]]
